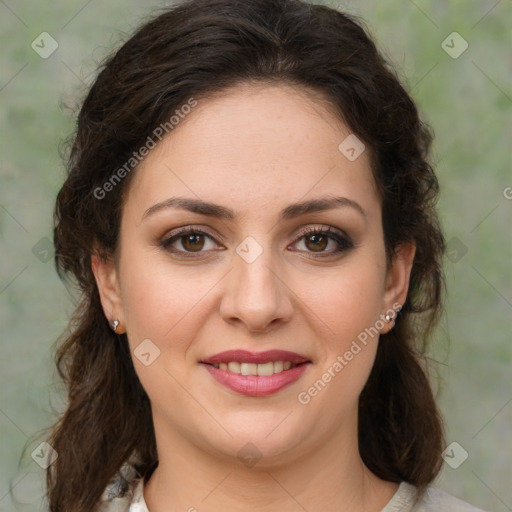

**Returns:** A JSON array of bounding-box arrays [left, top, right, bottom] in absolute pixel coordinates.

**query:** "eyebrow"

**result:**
[[142, 196, 366, 222]]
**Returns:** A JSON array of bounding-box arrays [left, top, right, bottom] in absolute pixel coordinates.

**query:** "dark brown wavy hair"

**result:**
[[47, 0, 446, 510]]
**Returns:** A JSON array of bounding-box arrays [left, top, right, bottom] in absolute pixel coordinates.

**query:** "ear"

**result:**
[[91, 251, 125, 334], [380, 242, 416, 334]]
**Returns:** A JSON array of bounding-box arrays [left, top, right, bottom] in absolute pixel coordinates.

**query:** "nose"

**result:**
[[219, 242, 294, 334]]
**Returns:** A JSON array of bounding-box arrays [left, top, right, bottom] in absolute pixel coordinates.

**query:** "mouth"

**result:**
[[200, 350, 311, 397], [207, 360, 302, 375]]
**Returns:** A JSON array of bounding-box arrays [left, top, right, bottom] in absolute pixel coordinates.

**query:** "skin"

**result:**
[[92, 82, 415, 512]]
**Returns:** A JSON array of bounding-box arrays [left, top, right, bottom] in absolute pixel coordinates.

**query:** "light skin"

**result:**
[[92, 83, 415, 512]]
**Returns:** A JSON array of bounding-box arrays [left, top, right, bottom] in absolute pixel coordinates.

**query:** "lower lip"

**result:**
[[202, 363, 310, 397]]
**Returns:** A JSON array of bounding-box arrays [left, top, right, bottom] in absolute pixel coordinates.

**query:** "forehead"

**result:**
[[124, 83, 379, 222]]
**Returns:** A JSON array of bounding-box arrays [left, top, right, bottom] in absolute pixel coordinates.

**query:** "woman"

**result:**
[[47, 0, 485, 510]]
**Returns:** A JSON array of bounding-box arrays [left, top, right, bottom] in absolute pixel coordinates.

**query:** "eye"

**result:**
[[160, 227, 221, 256], [160, 225, 354, 259], [290, 226, 354, 256]]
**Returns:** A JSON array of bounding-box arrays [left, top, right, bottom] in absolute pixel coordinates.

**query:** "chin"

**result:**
[[196, 415, 309, 466]]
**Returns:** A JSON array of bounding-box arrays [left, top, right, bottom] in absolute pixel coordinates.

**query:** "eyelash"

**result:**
[[159, 225, 354, 259]]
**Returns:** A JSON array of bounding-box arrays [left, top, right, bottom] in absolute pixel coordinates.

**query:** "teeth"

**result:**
[[212, 361, 297, 375], [257, 362, 274, 376], [241, 363, 257, 376], [227, 361, 240, 373]]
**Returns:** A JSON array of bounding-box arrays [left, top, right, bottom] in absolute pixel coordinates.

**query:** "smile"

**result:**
[[210, 361, 295, 375], [201, 349, 311, 396]]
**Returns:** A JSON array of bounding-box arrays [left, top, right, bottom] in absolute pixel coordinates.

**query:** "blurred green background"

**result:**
[[0, 0, 510, 510]]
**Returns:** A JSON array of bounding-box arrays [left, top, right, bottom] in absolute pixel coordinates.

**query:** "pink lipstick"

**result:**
[[201, 349, 311, 397]]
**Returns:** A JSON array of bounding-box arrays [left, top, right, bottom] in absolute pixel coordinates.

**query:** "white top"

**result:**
[[110, 478, 485, 512]]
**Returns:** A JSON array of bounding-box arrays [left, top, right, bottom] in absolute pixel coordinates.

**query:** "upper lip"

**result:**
[[201, 349, 310, 365]]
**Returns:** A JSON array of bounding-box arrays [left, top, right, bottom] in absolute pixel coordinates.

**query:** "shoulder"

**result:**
[[99, 469, 487, 512], [96, 457, 146, 512], [98, 476, 147, 512], [383, 481, 488, 512], [416, 485, 487, 512]]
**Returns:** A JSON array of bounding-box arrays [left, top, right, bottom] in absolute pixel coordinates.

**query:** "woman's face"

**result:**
[[94, 83, 414, 466]]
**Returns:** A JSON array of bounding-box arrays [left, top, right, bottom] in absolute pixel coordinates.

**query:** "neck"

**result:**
[[143, 418, 398, 512]]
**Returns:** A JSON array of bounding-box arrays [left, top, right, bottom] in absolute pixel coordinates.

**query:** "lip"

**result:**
[[201, 349, 310, 365], [200, 350, 312, 397], [202, 362, 311, 397]]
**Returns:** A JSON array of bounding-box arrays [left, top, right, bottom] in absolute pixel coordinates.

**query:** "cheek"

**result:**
[[293, 257, 385, 404], [118, 254, 213, 405], [303, 260, 385, 346], [296, 303, 381, 422], [121, 251, 201, 344], [118, 247, 222, 357]]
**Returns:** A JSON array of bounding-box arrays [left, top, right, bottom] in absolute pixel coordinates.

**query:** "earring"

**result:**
[[384, 304, 402, 323], [111, 319, 119, 333]]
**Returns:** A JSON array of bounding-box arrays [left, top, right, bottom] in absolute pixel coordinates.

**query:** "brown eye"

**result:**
[[161, 228, 219, 255], [181, 232, 205, 252], [292, 227, 354, 257], [304, 233, 328, 252]]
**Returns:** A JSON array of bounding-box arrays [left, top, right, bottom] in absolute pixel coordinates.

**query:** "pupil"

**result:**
[[184, 233, 204, 251], [308, 234, 327, 251]]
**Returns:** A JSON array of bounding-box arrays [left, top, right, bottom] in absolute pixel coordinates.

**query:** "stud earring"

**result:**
[[384, 304, 402, 323], [111, 319, 119, 333]]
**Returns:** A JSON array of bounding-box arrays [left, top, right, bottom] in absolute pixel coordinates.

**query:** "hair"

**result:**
[[48, 0, 446, 510]]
